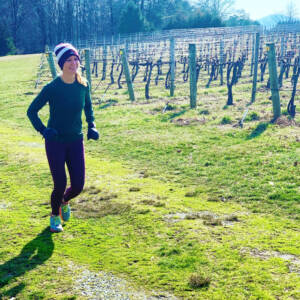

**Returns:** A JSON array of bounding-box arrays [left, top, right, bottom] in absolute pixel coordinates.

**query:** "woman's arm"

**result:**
[[84, 83, 99, 140], [27, 86, 49, 134], [83, 82, 95, 125]]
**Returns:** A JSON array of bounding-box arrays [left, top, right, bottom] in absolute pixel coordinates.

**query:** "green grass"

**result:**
[[0, 54, 299, 299]]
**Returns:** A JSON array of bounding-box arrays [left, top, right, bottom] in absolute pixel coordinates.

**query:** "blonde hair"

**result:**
[[75, 71, 88, 87]]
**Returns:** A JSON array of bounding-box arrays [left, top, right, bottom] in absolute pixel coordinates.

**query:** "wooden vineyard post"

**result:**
[[280, 36, 286, 58], [266, 43, 281, 120], [46, 51, 57, 79], [170, 38, 175, 97], [220, 39, 224, 86], [125, 40, 129, 53], [102, 44, 107, 80], [84, 49, 92, 88], [189, 44, 197, 108], [251, 32, 260, 103], [279, 36, 285, 87], [250, 33, 255, 76], [120, 48, 135, 101]]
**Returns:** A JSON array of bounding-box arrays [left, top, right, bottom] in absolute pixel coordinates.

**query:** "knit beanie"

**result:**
[[54, 43, 80, 70]]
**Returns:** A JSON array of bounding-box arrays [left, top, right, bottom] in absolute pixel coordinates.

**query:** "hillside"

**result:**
[[258, 14, 298, 27]]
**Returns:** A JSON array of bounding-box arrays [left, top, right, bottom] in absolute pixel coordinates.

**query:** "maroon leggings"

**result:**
[[45, 138, 85, 215]]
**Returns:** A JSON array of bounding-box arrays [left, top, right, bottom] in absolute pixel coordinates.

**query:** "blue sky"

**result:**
[[234, 0, 300, 20]]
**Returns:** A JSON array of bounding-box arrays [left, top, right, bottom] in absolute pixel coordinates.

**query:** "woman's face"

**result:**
[[63, 55, 79, 75]]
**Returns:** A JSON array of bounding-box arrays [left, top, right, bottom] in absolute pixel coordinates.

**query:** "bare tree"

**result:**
[[7, 0, 31, 46], [195, 0, 235, 18], [286, 0, 298, 22]]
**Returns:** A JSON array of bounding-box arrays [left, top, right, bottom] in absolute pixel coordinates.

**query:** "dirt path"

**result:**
[[70, 263, 179, 300]]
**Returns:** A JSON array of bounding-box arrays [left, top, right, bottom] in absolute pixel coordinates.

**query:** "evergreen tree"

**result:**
[[189, 10, 224, 28], [119, 1, 146, 33], [0, 23, 16, 56], [226, 10, 259, 26]]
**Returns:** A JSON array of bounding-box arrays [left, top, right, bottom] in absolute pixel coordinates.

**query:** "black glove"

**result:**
[[42, 128, 58, 140], [87, 122, 99, 140]]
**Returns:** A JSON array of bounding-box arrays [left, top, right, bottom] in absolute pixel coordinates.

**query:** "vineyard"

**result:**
[[37, 24, 300, 125]]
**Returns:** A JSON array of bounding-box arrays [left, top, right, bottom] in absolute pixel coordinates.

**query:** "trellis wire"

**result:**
[[43, 25, 300, 115]]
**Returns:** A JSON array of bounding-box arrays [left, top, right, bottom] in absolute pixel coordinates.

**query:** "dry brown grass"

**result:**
[[189, 273, 211, 289], [73, 200, 131, 219], [139, 199, 165, 207]]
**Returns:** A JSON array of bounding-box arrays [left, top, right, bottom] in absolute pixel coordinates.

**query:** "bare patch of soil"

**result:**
[[171, 118, 206, 126], [164, 211, 240, 226], [240, 248, 300, 274]]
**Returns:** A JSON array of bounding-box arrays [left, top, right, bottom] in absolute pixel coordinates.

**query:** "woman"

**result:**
[[27, 43, 99, 233]]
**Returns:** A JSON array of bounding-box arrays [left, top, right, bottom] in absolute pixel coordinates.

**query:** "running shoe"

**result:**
[[50, 215, 63, 232], [60, 202, 71, 222]]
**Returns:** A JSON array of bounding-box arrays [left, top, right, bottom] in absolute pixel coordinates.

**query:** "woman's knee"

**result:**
[[64, 178, 84, 201], [52, 189, 65, 200], [73, 182, 84, 195], [69, 181, 84, 197]]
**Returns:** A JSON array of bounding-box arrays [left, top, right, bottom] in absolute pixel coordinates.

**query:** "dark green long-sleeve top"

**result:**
[[27, 76, 95, 142]]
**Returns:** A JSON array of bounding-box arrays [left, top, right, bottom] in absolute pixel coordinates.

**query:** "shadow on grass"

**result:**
[[247, 122, 269, 139], [161, 109, 188, 122], [98, 99, 118, 110], [0, 227, 54, 297]]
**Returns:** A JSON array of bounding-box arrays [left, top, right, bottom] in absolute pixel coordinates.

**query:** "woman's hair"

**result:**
[[75, 71, 88, 87]]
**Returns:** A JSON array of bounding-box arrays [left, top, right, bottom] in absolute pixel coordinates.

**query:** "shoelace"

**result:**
[[53, 216, 61, 226]]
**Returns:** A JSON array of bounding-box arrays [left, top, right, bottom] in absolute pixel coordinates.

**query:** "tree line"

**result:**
[[0, 0, 258, 55]]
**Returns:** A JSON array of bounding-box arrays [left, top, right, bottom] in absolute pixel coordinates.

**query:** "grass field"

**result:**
[[0, 54, 299, 299]]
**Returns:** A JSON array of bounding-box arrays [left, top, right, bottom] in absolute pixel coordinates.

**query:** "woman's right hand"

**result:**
[[87, 127, 99, 140], [42, 128, 58, 140]]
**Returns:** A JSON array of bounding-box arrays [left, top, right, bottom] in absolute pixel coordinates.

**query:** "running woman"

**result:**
[[27, 43, 99, 232]]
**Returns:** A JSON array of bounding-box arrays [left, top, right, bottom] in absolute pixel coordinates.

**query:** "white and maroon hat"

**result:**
[[54, 43, 80, 70]]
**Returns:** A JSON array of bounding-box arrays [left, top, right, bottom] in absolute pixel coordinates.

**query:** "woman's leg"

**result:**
[[45, 140, 67, 215], [64, 138, 85, 202]]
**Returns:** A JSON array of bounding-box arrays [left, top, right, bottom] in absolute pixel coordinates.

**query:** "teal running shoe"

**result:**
[[50, 215, 63, 233], [60, 202, 71, 222]]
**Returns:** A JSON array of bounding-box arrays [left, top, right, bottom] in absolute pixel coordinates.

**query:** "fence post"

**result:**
[[219, 39, 224, 86], [84, 49, 92, 88], [189, 44, 197, 108], [170, 38, 175, 97], [120, 48, 135, 101], [251, 32, 260, 103], [266, 43, 281, 120], [46, 51, 57, 79]]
